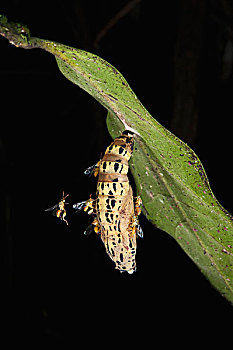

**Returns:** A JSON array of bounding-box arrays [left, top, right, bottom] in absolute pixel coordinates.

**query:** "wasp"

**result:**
[[128, 215, 144, 238], [73, 195, 95, 215], [73, 196, 100, 236], [134, 196, 143, 217], [84, 161, 100, 178], [45, 191, 69, 225]]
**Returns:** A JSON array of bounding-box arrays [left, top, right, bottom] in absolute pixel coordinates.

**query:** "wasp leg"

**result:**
[[56, 209, 68, 225], [62, 211, 69, 226]]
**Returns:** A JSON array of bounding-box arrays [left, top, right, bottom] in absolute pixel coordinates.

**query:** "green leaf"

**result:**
[[107, 112, 233, 301], [1, 16, 233, 303]]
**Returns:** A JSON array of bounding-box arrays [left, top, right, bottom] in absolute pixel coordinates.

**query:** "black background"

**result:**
[[1, 0, 233, 343]]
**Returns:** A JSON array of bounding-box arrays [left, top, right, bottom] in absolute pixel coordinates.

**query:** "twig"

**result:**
[[93, 0, 141, 48]]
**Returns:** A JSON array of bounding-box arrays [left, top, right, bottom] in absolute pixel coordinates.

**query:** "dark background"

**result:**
[[1, 0, 233, 342]]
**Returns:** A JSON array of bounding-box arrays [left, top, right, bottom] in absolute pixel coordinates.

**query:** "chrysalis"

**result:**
[[74, 131, 143, 273]]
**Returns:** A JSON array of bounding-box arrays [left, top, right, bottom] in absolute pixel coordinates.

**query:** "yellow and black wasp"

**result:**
[[45, 191, 69, 225]]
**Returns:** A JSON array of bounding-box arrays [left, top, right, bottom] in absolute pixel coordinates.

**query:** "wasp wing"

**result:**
[[73, 201, 87, 212], [84, 164, 96, 176], [45, 203, 59, 212], [136, 223, 143, 238], [84, 223, 94, 237]]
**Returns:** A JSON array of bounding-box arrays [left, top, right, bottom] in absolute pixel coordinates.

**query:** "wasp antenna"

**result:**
[[62, 191, 69, 200]]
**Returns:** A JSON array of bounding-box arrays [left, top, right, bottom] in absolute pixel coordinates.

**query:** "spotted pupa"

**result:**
[[74, 130, 143, 273], [95, 130, 143, 273]]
